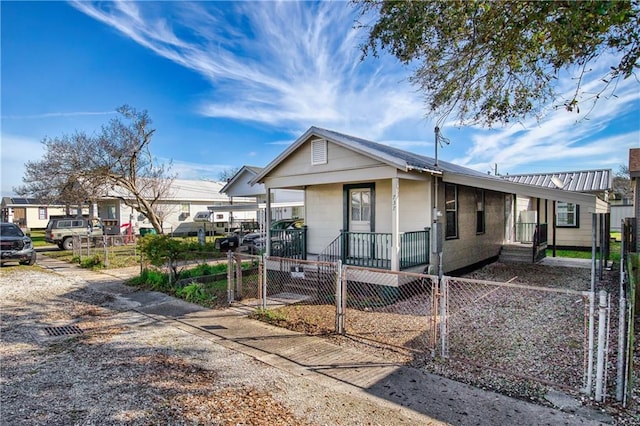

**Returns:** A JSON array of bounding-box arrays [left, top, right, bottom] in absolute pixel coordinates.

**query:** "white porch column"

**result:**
[[265, 187, 272, 255], [391, 177, 400, 271]]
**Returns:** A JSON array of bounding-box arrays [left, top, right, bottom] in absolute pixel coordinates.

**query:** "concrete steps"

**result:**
[[499, 244, 534, 263]]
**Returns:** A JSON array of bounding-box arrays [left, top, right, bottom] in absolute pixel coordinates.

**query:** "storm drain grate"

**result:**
[[43, 325, 84, 337]]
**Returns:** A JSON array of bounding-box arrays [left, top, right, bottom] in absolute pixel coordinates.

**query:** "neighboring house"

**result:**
[[502, 170, 611, 249], [213, 165, 304, 231], [251, 126, 605, 274], [96, 179, 253, 236], [0, 197, 87, 229]]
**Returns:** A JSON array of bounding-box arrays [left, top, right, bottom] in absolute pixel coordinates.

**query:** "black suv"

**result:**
[[0, 223, 36, 266]]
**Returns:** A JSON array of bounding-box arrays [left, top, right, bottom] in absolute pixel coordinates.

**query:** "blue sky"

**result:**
[[2, 1, 639, 196]]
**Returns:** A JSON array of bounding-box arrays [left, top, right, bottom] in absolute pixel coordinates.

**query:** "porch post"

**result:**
[[391, 177, 400, 271], [266, 187, 272, 255]]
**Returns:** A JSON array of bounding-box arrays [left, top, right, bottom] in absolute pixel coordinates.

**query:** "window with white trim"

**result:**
[[556, 202, 579, 227], [445, 183, 458, 238], [38, 207, 47, 220], [311, 139, 327, 165]]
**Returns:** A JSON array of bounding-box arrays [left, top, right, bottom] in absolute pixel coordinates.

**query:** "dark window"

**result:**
[[476, 189, 485, 234], [445, 183, 458, 238]]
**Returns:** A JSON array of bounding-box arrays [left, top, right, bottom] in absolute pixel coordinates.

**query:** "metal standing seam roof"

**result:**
[[502, 170, 612, 193]]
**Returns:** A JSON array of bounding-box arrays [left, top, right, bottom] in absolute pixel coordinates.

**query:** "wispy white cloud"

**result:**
[[69, 1, 424, 141], [70, 0, 639, 175], [165, 158, 231, 181], [450, 71, 640, 174]]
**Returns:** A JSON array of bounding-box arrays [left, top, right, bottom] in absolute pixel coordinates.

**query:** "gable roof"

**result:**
[[502, 170, 612, 193], [103, 179, 231, 202], [253, 126, 492, 183], [252, 126, 602, 210], [220, 165, 263, 195]]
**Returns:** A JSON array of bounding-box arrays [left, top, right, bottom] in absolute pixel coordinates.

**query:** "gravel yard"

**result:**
[[0, 267, 439, 425], [255, 261, 639, 425], [2, 260, 637, 425]]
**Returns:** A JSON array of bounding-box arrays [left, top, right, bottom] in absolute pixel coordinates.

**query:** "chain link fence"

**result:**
[[440, 276, 593, 390], [73, 234, 140, 267], [229, 254, 337, 317], [227, 255, 614, 395], [341, 265, 438, 354]]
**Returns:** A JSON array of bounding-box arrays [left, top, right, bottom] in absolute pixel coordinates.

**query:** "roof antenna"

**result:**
[[434, 126, 450, 167]]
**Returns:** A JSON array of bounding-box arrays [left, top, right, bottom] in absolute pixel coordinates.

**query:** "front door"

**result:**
[[349, 188, 371, 257]]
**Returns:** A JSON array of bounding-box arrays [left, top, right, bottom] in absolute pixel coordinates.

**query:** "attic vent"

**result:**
[[311, 139, 327, 165]]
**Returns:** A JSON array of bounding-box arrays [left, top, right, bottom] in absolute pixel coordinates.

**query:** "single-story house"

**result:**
[[0, 197, 87, 229], [502, 170, 611, 250], [213, 165, 304, 231], [251, 126, 606, 274], [96, 179, 254, 236]]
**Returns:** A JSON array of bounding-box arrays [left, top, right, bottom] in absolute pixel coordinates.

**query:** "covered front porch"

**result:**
[[315, 228, 431, 271]]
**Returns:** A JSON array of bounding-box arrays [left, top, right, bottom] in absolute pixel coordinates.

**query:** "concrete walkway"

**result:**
[[36, 254, 612, 426]]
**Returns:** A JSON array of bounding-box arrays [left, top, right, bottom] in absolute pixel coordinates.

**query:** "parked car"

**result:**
[[45, 216, 104, 250], [0, 223, 36, 266], [243, 219, 304, 255]]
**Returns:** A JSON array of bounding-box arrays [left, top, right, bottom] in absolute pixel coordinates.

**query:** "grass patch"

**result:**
[[28, 229, 50, 248], [547, 239, 621, 263]]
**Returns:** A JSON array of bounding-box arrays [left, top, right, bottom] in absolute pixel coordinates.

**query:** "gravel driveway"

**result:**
[[0, 267, 439, 425]]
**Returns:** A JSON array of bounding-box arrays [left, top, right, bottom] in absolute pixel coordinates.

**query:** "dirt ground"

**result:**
[[2, 260, 638, 425], [0, 267, 440, 425], [256, 262, 640, 425]]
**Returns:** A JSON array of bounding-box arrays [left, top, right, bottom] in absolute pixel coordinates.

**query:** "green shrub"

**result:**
[[175, 282, 211, 303], [178, 262, 227, 280], [80, 255, 104, 269], [128, 268, 170, 291]]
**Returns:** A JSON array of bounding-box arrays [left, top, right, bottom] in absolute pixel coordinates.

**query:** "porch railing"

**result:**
[[269, 227, 307, 260], [515, 222, 536, 243], [318, 228, 430, 270], [532, 223, 548, 262]]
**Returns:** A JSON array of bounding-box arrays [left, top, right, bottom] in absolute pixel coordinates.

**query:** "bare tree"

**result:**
[[613, 165, 632, 202], [16, 105, 175, 233], [218, 167, 241, 182]]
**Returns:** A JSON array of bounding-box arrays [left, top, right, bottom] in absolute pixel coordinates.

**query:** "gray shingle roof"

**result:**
[[310, 127, 495, 179], [502, 170, 612, 193]]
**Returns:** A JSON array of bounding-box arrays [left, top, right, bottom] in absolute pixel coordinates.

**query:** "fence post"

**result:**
[[103, 236, 109, 267], [262, 254, 267, 310], [335, 261, 344, 335], [585, 215, 597, 395], [439, 276, 448, 358], [235, 252, 243, 298], [258, 255, 264, 303], [617, 221, 628, 402], [595, 290, 608, 402], [227, 251, 234, 303]]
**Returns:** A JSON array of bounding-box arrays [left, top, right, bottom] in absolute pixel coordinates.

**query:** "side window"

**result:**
[[71, 220, 84, 228], [476, 189, 485, 234], [556, 202, 579, 227], [57, 220, 71, 228], [445, 183, 458, 239]]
